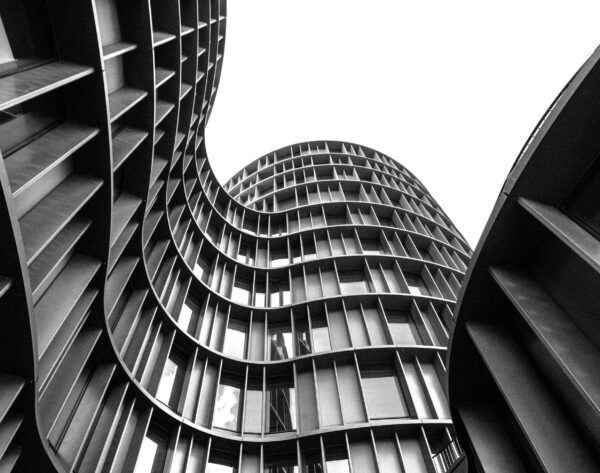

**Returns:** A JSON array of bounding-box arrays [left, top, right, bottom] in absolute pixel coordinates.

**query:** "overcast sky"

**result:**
[[206, 0, 600, 248]]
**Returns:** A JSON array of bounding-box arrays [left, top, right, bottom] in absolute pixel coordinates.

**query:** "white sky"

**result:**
[[206, 0, 600, 248]]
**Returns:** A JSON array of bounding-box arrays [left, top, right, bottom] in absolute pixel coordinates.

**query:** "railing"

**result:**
[[432, 438, 464, 473]]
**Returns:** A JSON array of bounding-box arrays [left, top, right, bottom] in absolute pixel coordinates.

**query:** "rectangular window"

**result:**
[[295, 318, 311, 356], [213, 375, 242, 431], [244, 379, 263, 434], [271, 247, 289, 268], [133, 426, 168, 473], [223, 320, 247, 358], [178, 296, 198, 332], [360, 364, 408, 419], [338, 270, 368, 294], [156, 347, 187, 410], [405, 274, 430, 296], [231, 276, 251, 305], [269, 325, 293, 360], [387, 310, 421, 345], [311, 318, 331, 353], [267, 381, 296, 432]]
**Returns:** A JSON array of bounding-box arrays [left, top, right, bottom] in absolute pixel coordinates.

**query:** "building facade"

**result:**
[[0, 1, 469, 472], [447, 45, 600, 472]]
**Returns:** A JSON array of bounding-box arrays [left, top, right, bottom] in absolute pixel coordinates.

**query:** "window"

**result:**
[[178, 296, 198, 332], [338, 270, 368, 294], [132, 427, 168, 473], [269, 325, 293, 360], [311, 319, 331, 353], [325, 450, 350, 473], [405, 274, 430, 296], [295, 319, 311, 356], [271, 247, 289, 268], [223, 320, 247, 358], [362, 238, 384, 254], [244, 380, 263, 434], [265, 460, 298, 473], [267, 381, 296, 432], [206, 461, 235, 473], [360, 364, 408, 419], [269, 279, 291, 307], [231, 276, 251, 305], [156, 348, 186, 410], [387, 311, 421, 345], [213, 376, 242, 431]]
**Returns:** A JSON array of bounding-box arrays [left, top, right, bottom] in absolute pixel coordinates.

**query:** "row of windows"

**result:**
[[247, 179, 453, 235], [191, 154, 468, 252], [234, 157, 421, 205], [213, 225, 467, 272], [174, 297, 451, 361], [150, 351, 448, 434], [191, 183, 468, 255], [135, 425, 457, 473], [189, 253, 459, 309], [226, 141, 412, 192]]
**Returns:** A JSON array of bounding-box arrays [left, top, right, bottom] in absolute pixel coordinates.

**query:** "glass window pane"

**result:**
[[156, 349, 186, 409], [223, 322, 247, 358], [339, 270, 368, 294], [213, 381, 241, 431], [269, 327, 293, 360], [387, 311, 421, 345], [360, 364, 408, 419], [267, 383, 296, 432], [405, 274, 430, 296], [133, 428, 167, 473], [312, 325, 331, 353], [244, 388, 263, 433]]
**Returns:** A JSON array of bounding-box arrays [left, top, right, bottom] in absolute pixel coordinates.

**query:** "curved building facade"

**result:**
[[448, 46, 600, 471], [0, 1, 469, 472]]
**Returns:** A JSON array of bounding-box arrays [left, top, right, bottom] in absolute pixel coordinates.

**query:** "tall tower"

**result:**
[[0, 1, 469, 472], [448, 45, 600, 472]]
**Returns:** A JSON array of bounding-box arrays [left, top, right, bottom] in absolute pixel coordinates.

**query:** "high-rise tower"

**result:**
[[0, 1, 469, 472]]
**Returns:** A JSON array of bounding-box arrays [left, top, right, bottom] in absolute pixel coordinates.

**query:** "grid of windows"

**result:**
[[0, 0, 470, 470]]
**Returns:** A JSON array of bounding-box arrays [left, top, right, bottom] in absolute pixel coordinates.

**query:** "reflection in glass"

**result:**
[[269, 326, 293, 360], [267, 382, 296, 432], [295, 320, 311, 356], [155, 349, 186, 409], [213, 380, 241, 431]]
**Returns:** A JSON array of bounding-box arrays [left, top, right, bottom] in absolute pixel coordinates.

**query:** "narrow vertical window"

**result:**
[[267, 380, 296, 432], [133, 426, 168, 473], [156, 347, 187, 410], [269, 324, 293, 360], [243, 378, 263, 434], [223, 319, 247, 358], [213, 374, 242, 432], [311, 317, 331, 353], [295, 318, 311, 356]]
